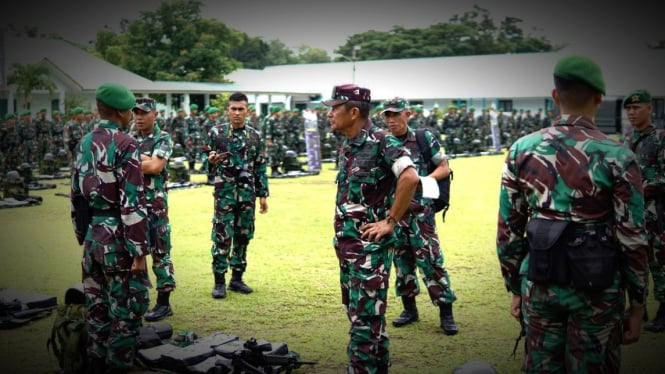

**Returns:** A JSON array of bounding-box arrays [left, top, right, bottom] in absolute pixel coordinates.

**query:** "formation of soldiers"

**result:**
[[0, 107, 101, 183]]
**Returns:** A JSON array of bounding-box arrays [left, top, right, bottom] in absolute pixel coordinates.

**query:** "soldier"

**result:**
[[496, 55, 648, 372], [185, 104, 202, 172], [35, 108, 52, 162], [71, 83, 150, 373], [50, 110, 66, 154], [246, 104, 261, 129], [381, 97, 459, 335], [1, 113, 21, 172], [64, 107, 85, 157], [201, 106, 221, 182], [284, 108, 302, 153], [623, 89, 665, 332], [324, 84, 419, 373], [131, 97, 176, 323], [264, 106, 284, 176], [17, 109, 38, 166], [170, 109, 187, 149], [207, 92, 269, 299]]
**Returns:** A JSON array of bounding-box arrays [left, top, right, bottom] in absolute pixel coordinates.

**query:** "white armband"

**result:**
[[392, 156, 415, 178]]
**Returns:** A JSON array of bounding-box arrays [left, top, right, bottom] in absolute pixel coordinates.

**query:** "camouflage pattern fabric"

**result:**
[[35, 115, 52, 162], [392, 128, 457, 305], [208, 122, 268, 275], [334, 120, 413, 373], [133, 124, 175, 292], [497, 114, 649, 373], [18, 119, 38, 165], [71, 119, 150, 369], [264, 116, 285, 172], [50, 119, 66, 154], [625, 125, 665, 303], [1, 122, 21, 171], [64, 120, 84, 153]]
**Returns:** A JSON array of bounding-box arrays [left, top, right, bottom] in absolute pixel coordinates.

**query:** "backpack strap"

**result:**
[[414, 128, 432, 171]]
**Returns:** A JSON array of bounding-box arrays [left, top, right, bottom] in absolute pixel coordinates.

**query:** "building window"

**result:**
[[653, 98, 664, 120], [497, 99, 512, 112]]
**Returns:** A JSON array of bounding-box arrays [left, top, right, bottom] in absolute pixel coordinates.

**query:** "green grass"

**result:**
[[0, 154, 663, 373]]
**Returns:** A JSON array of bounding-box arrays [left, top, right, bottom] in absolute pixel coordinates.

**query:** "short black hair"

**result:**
[[553, 75, 599, 109], [229, 92, 248, 103], [343, 101, 371, 119]]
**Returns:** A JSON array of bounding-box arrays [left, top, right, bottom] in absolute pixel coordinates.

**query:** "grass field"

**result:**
[[0, 153, 663, 373]]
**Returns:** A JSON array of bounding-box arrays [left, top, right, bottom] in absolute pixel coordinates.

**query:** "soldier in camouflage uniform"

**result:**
[[131, 97, 176, 323], [381, 97, 459, 335], [49, 110, 66, 154], [285, 108, 303, 153], [17, 110, 38, 166], [207, 92, 269, 299], [324, 84, 419, 374], [35, 108, 52, 162], [64, 107, 85, 157], [496, 55, 648, 373], [170, 109, 187, 149], [70, 83, 150, 373], [185, 104, 202, 172], [1, 113, 21, 172], [263, 106, 284, 176], [623, 89, 665, 332]]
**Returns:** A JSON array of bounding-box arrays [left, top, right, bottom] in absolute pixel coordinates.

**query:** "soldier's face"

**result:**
[[625, 103, 652, 130], [228, 101, 248, 127], [132, 109, 155, 134], [383, 110, 409, 137], [327, 104, 356, 135]]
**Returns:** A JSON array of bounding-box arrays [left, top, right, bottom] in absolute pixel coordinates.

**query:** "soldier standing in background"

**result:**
[[207, 92, 269, 299], [1, 113, 21, 172], [264, 106, 284, 176], [35, 108, 52, 163], [170, 109, 187, 149], [71, 83, 150, 373], [623, 89, 665, 332], [496, 55, 648, 373], [381, 97, 459, 335], [17, 109, 38, 166], [324, 84, 419, 373], [64, 107, 85, 158], [131, 97, 176, 323]]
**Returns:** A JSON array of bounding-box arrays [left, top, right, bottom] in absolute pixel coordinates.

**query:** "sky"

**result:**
[[2, 0, 663, 57]]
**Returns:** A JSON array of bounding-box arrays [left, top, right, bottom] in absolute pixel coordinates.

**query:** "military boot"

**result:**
[[644, 302, 665, 333], [212, 273, 226, 299], [392, 296, 419, 327], [228, 270, 253, 294], [439, 303, 459, 335], [144, 292, 173, 321]]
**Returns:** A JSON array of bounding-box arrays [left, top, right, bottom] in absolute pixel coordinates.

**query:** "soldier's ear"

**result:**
[[551, 89, 560, 106]]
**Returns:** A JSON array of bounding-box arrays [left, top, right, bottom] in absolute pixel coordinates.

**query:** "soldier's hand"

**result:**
[[510, 294, 522, 321], [259, 197, 268, 214], [359, 221, 393, 242], [131, 256, 147, 274], [622, 305, 644, 345]]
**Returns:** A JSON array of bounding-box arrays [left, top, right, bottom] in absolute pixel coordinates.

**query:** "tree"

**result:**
[[294, 45, 331, 64], [7, 63, 56, 110]]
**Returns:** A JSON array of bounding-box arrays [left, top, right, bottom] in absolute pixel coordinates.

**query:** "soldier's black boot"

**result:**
[[439, 303, 459, 335], [644, 302, 665, 332], [392, 296, 419, 327], [88, 357, 106, 374], [228, 270, 253, 294], [212, 273, 226, 299], [145, 292, 173, 321]]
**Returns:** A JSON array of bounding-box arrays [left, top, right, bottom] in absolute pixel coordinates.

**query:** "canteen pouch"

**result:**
[[566, 227, 618, 291], [526, 218, 570, 284]]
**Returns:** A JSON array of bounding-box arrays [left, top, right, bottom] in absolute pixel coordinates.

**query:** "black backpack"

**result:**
[[415, 128, 452, 221]]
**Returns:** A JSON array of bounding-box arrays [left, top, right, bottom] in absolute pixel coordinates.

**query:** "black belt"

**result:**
[[91, 208, 121, 217]]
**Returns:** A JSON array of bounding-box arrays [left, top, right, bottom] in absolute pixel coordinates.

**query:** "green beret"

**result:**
[[52, 110, 60, 115], [248, 105, 255, 111], [39, 108, 47, 113], [414, 106, 424, 113], [4, 113, 15, 120], [190, 103, 198, 110], [19, 109, 31, 117], [83, 109, 92, 114], [177, 108, 185, 113], [269, 106, 281, 114], [71, 107, 84, 115], [95, 83, 136, 110], [623, 89, 652, 107], [207, 106, 220, 114], [554, 54, 605, 95]]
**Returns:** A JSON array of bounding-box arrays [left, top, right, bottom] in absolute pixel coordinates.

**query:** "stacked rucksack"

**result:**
[[47, 283, 88, 374]]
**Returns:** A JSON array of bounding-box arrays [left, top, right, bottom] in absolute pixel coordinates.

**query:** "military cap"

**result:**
[[190, 103, 198, 110], [292, 108, 300, 113], [52, 110, 60, 116], [159, 108, 165, 113], [19, 109, 31, 117], [207, 106, 220, 114], [133, 97, 157, 112], [71, 107, 84, 115], [4, 113, 15, 120], [39, 108, 47, 113], [469, 106, 475, 111], [269, 106, 282, 114], [83, 109, 92, 114], [248, 104, 256, 111], [623, 89, 652, 107], [381, 97, 409, 114], [553, 54, 605, 95], [322, 84, 371, 106], [95, 83, 136, 110], [177, 108, 185, 113]]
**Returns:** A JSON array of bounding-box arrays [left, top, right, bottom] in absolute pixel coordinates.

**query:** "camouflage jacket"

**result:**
[[208, 123, 269, 206], [624, 125, 665, 201], [395, 127, 446, 205], [132, 124, 173, 216], [71, 119, 149, 260], [334, 120, 414, 242], [497, 114, 649, 306]]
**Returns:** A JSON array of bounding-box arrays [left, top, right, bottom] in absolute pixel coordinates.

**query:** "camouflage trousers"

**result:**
[[334, 237, 393, 374], [211, 199, 255, 274], [521, 273, 623, 373], [82, 251, 150, 369], [149, 213, 175, 292], [393, 207, 456, 305], [646, 220, 665, 303], [268, 142, 285, 169]]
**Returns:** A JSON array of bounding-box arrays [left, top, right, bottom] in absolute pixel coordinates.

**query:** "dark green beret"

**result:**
[[95, 83, 136, 110], [19, 109, 31, 116], [554, 54, 605, 95], [269, 106, 281, 114], [190, 103, 198, 110], [177, 108, 185, 113], [52, 110, 60, 115], [623, 89, 652, 107], [83, 109, 92, 115], [39, 108, 47, 113], [71, 107, 84, 115], [248, 105, 256, 111], [5, 113, 15, 120], [207, 106, 220, 114]]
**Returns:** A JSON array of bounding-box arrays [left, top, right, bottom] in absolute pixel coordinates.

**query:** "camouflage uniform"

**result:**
[[17, 114, 38, 165], [0, 116, 21, 172], [208, 121, 268, 279], [334, 120, 414, 373], [64, 119, 84, 154], [264, 111, 284, 175], [35, 111, 52, 162], [392, 128, 457, 306], [50, 113, 66, 154], [71, 119, 150, 370], [497, 114, 649, 373], [133, 124, 175, 292], [625, 124, 665, 305]]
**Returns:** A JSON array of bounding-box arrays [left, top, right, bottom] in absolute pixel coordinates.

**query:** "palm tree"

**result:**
[[7, 62, 56, 110]]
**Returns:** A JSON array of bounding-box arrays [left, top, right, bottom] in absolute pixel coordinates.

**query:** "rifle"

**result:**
[[230, 338, 316, 374]]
